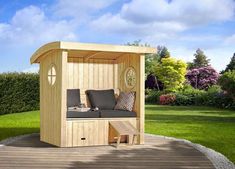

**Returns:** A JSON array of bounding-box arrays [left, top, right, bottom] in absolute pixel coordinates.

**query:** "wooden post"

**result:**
[[139, 54, 145, 144], [60, 50, 68, 147]]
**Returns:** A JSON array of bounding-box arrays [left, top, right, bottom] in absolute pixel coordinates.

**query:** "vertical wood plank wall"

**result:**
[[116, 54, 144, 144], [67, 58, 118, 105], [40, 53, 144, 147], [66, 54, 144, 144], [40, 50, 67, 147]]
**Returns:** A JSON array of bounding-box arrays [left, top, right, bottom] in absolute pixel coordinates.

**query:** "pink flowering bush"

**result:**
[[186, 66, 219, 90], [159, 94, 176, 105]]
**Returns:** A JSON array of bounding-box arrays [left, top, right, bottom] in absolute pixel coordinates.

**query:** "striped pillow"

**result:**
[[114, 92, 135, 111]]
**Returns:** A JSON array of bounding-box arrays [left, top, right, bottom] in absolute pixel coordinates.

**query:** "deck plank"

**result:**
[[0, 134, 215, 169]]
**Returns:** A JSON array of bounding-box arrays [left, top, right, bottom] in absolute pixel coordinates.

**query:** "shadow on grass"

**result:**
[[145, 114, 235, 123], [146, 105, 218, 112], [0, 128, 54, 148], [0, 127, 39, 142], [146, 105, 235, 116]]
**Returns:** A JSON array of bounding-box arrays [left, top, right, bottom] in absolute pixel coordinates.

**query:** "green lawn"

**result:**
[[0, 106, 234, 164], [145, 105, 235, 164], [0, 111, 39, 141]]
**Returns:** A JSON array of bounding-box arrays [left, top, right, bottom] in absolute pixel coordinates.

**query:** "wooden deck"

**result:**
[[0, 134, 215, 169]]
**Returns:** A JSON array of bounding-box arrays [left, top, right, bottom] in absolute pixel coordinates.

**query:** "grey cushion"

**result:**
[[86, 89, 116, 110], [67, 110, 100, 118], [67, 89, 81, 107], [100, 110, 136, 118]]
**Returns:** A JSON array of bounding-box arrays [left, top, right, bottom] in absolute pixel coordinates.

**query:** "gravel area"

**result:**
[[0, 133, 39, 147], [1, 133, 234, 169], [146, 134, 235, 169]]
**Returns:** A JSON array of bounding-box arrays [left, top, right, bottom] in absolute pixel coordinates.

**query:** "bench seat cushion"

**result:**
[[67, 89, 81, 107], [100, 110, 137, 118], [67, 111, 100, 118], [86, 89, 116, 110]]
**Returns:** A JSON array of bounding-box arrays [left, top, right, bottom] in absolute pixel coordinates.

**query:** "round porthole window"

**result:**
[[124, 67, 136, 88], [48, 64, 56, 86]]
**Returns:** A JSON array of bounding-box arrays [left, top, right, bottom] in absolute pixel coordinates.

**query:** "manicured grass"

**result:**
[[0, 111, 39, 141], [145, 105, 235, 163], [0, 106, 234, 164]]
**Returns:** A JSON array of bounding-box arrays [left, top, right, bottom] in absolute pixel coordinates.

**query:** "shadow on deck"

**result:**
[[0, 134, 215, 169]]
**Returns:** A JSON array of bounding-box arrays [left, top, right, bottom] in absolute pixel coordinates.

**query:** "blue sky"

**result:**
[[0, 0, 235, 73]]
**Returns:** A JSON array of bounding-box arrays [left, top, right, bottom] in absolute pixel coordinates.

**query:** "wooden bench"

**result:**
[[109, 121, 139, 147]]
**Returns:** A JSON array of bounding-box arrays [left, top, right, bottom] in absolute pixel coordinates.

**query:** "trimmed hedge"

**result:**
[[0, 73, 39, 115]]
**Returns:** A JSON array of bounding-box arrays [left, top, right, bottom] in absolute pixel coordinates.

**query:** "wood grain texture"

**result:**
[[30, 41, 156, 63], [65, 118, 137, 147], [67, 58, 118, 106], [0, 134, 215, 169], [116, 53, 144, 144], [40, 50, 67, 147], [33, 42, 150, 147], [60, 51, 68, 147]]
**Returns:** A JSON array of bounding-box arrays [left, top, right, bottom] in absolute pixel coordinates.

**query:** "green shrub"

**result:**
[[0, 73, 39, 115], [145, 90, 163, 104], [202, 85, 222, 106], [218, 70, 235, 98], [146, 83, 235, 109], [207, 85, 222, 93], [213, 92, 235, 109], [173, 93, 193, 105], [177, 85, 206, 105]]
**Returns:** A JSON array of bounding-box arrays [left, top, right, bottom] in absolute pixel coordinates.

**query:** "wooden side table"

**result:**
[[109, 121, 139, 147]]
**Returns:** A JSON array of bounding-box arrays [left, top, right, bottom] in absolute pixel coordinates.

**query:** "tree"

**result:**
[[187, 62, 194, 70], [145, 53, 160, 75], [145, 73, 164, 90], [188, 49, 210, 69], [126, 40, 143, 46], [155, 58, 187, 92], [158, 46, 170, 61], [221, 53, 235, 74], [186, 66, 219, 90], [218, 70, 235, 98]]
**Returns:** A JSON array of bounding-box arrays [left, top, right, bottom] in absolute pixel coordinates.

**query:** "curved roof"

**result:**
[[30, 41, 157, 64]]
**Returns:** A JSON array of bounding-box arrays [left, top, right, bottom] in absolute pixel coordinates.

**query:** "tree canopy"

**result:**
[[155, 58, 187, 92], [218, 70, 235, 98], [158, 46, 170, 61], [221, 53, 235, 74], [188, 49, 210, 69], [186, 66, 219, 90]]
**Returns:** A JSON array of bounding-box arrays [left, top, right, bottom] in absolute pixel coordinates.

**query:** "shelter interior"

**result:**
[[31, 42, 156, 147]]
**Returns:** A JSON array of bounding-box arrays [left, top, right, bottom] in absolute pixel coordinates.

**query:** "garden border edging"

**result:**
[[146, 133, 235, 169], [0, 133, 39, 147]]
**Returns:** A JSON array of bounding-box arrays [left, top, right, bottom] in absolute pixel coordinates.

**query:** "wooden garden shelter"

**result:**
[[30, 41, 156, 147]]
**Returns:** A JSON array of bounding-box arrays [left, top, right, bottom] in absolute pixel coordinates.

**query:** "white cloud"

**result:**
[[0, 1, 234, 73], [0, 5, 77, 46], [121, 0, 235, 25], [91, 13, 187, 38], [53, 0, 117, 20], [91, 0, 235, 36]]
